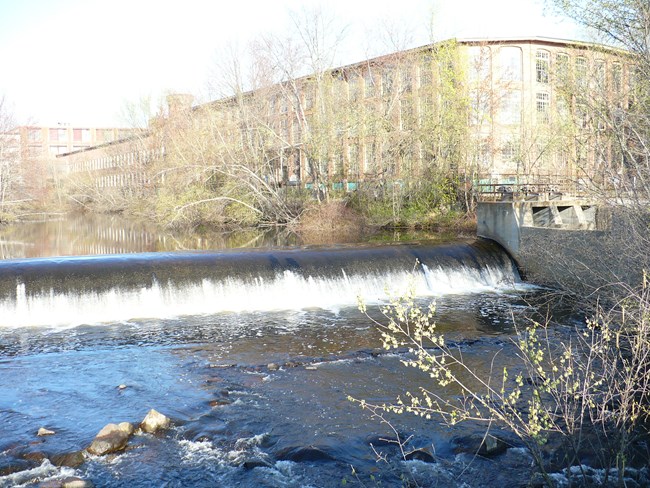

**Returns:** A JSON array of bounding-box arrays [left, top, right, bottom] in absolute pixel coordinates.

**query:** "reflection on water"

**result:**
[[0, 214, 458, 259], [0, 214, 303, 258]]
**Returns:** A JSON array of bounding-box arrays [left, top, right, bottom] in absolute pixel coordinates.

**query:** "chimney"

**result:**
[[166, 94, 194, 116]]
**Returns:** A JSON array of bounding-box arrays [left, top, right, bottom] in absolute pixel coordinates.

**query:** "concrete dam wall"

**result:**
[[477, 200, 640, 293]]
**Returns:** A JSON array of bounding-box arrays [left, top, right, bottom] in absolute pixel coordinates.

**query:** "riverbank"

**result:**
[[286, 198, 477, 245]]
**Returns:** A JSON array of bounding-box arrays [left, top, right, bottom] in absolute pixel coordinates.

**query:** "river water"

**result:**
[[0, 215, 567, 487]]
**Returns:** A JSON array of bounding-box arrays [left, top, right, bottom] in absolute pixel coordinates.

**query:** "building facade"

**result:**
[[17, 126, 136, 158], [58, 37, 633, 199], [0, 125, 141, 204]]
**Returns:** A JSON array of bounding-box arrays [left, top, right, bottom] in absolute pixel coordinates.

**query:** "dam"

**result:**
[[476, 196, 639, 291]]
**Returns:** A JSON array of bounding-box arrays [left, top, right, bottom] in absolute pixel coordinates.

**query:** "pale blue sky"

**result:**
[[0, 0, 582, 127]]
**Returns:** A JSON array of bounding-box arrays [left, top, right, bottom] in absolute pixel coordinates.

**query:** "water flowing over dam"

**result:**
[[0, 237, 550, 488], [0, 240, 519, 328]]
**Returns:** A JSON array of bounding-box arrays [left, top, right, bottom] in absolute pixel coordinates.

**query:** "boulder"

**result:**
[[242, 457, 273, 469], [23, 452, 47, 463], [39, 476, 95, 488], [36, 481, 61, 488], [453, 433, 509, 457], [140, 409, 171, 434], [96, 422, 134, 438], [0, 461, 30, 476], [51, 450, 85, 468], [117, 422, 135, 436], [86, 423, 133, 456], [61, 477, 94, 488], [405, 447, 436, 463], [275, 445, 335, 462], [37, 428, 55, 436], [480, 434, 508, 456]]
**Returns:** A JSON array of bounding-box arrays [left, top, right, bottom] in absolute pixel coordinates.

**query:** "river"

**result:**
[[0, 215, 568, 487]]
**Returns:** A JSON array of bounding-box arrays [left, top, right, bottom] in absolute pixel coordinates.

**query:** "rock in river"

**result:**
[[453, 433, 510, 457], [86, 422, 134, 456], [140, 409, 171, 434], [51, 450, 86, 468], [39, 476, 94, 488]]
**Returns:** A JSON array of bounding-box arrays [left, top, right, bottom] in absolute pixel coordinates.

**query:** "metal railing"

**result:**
[[474, 175, 589, 202]]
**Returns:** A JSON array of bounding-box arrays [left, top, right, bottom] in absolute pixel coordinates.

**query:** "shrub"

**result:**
[[352, 280, 650, 486], [0, 212, 17, 224], [348, 174, 470, 229]]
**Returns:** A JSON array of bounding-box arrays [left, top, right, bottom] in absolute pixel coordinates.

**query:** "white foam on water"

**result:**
[[550, 465, 650, 487], [0, 460, 74, 488], [0, 260, 524, 328], [421, 263, 521, 295], [178, 439, 228, 465], [178, 434, 271, 469]]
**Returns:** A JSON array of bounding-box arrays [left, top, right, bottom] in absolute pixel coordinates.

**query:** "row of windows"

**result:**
[[50, 128, 93, 143], [70, 150, 154, 173], [277, 141, 436, 177], [280, 137, 582, 177], [236, 82, 609, 138], [25, 128, 125, 144], [96, 172, 147, 188], [216, 48, 630, 133], [283, 133, 612, 176], [535, 91, 613, 128], [232, 92, 454, 145], [260, 57, 458, 120], [467, 46, 627, 100], [474, 88, 606, 128], [497, 139, 617, 173], [536, 49, 625, 92], [265, 96, 444, 142], [472, 137, 572, 171]]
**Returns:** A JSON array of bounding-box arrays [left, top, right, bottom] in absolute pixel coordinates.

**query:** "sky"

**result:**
[[0, 0, 583, 128]]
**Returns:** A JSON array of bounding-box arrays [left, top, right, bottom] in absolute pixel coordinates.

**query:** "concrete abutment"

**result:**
[[476, 200, 636, 291]]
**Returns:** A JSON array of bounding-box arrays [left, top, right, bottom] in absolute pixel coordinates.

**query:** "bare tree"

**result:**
[[73, 8, 501, 229], [0, 96, 22, 219], [543, 0, 650, 297]]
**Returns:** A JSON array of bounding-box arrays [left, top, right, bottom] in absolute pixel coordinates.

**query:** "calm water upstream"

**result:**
[[0, 215, 569, 487]]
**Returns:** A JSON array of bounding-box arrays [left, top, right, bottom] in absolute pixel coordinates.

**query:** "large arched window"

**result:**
[[467, 45, 491, 83], [499, 90, 521, 125], [498, 46, 522, 83]]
